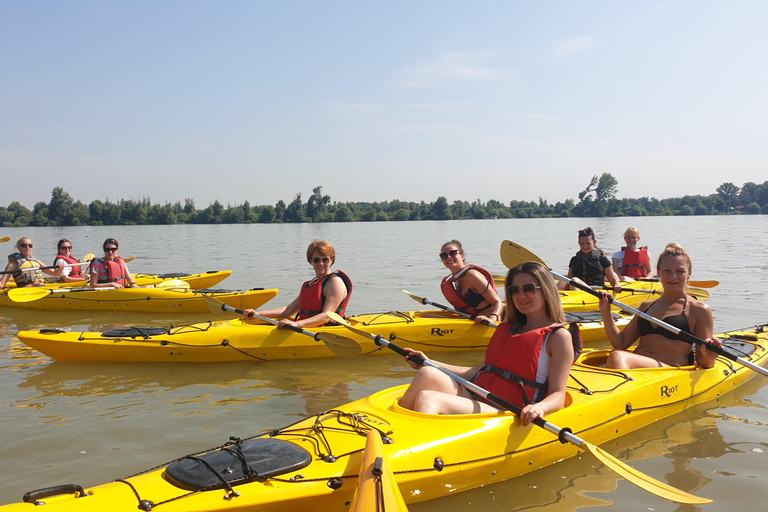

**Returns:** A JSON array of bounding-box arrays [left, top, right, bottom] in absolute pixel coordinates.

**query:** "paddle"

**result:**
[[498, 241, 717, 290], [0, 236, 10, 243], [501, 240, 768, 377], [402, 290, 498, 327], [327, 312, 710, 505], [7, 279, 191, 303], [203, 295, 361, 359]]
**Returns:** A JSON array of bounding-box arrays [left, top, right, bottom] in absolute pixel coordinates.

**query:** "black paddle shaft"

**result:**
[[552, 271, 752, 366], [220, 303, 321, 340]]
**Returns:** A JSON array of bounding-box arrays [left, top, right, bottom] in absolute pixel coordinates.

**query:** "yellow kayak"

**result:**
[[1, 286, 278, 313], [10, 270, 232, 291], [15, 309, 626, 362], [349, 430, 409, 512], [4, 326, 766, 510]]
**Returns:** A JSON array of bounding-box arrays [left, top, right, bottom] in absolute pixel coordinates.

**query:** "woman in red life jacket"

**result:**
[[242, 240, 352, 330], [598, 243, 721, 370], [0, 237, 64, 288], [89, 238, 139, 289], [52, 239, 88, 283], [399, 261, 575, 427], [439, 240, 502, 324], [557, 226, 622, 293], [611, 227, 654, 282]]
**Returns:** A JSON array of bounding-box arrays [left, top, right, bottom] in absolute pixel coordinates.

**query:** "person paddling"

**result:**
[[399, 261, 577, 426], [0, 237, 64, 288], [598, 243, 722, 369], [89, 238, 139, 289], [438, 239, 503, 324], [242, 240, 353, 330], [611, 227, 653, 282], [558, 227, 622, 292], [52, 239, 88, 283]]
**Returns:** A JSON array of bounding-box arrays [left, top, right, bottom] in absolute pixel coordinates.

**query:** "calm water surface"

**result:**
[[1, 217, 767, 510]]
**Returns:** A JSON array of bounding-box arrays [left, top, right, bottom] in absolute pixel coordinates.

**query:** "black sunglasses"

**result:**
[[104, 247, 118, 252], [508, 283, 541, 297], [439, 249, 459, 261], [312, 257, 330, 263], [60, 246, 72, 250], [19, 243, 33, 248]]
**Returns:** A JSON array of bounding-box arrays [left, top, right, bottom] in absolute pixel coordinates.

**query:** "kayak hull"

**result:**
[[0, 287, 277, 313], [4, 326, 767, 511], [16, 309, 626, 362], [24, 271, 233, 291]]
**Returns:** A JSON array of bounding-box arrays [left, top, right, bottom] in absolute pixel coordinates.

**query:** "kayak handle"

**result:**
[[23, 484, 87, 504]]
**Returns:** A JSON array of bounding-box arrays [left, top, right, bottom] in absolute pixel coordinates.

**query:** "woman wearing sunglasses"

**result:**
[[243, 240, 352, 329], [399, 261, 577, 426], [597, 243, 721, 370], [52, 239, 88, 283], [0, 237, 64, 288], [89, 238, 139, 289], [558, 227, 622, 292], [439, 240, 502, 324]]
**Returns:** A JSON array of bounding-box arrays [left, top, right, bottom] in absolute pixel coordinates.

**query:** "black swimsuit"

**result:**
[[636, 296, 695, 364]]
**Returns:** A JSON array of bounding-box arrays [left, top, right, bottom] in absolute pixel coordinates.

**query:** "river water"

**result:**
[[1, 216, 767, 510]]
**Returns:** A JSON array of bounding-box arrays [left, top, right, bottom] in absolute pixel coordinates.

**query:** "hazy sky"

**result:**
[[2, 1, 766, 209]]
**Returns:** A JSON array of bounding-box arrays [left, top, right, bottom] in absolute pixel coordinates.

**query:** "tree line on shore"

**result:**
[[1, 174, 766, 227]]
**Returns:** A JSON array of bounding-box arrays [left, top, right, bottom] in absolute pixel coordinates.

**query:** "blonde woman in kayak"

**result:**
[[0, 237, 64, 288], [242, 240, 353, 330], [439, 239, 503, 324], [597, 243, 721, 369], [611, 227, 653, 282], [400, 261, 575, 426]]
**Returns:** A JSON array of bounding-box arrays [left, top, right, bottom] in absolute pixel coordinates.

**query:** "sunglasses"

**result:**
[[312, 257, 330, 263], [439, 249, 459, 260], [104, 247, 118, 252], [19, 243, 33, 248], [508, 283, 542, 297], [60, 246, 72, 250]]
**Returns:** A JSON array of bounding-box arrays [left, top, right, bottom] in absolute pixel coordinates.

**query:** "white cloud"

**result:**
[[551, 35, 599, 58], [392, 52, 514, 88]]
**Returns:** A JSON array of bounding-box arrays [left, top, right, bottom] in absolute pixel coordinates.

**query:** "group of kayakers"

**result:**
[[238, 228, 722, 426], [0, 236, 139, 290], [2, 229, 724, 429]]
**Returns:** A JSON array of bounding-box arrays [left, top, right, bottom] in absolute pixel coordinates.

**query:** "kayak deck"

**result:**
[[5, 325, 766, 511], [16, 309, 628, 362], [0, 287, 277, 313]]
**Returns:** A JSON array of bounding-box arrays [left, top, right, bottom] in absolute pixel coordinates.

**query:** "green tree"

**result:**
[[284, 194, 306, 223], [306, 186, 331, 221], [48, 187, 74, 225], [716, 182, 739, 203], [432, 196, 452, 220]]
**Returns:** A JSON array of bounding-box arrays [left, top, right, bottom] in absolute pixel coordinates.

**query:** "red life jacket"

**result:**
[[440, 264, 497, 315], [620, 246, 650, 278], [473, 322, 581, 407], [92, 257, 128, 286], [296, 270, 353, 322], [54, 254, 84, 278]]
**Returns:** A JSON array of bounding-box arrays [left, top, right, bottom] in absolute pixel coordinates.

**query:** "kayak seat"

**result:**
[[165, 438, 312, 491], [102, 327, 169, 338], [157, 273, 192, 278]]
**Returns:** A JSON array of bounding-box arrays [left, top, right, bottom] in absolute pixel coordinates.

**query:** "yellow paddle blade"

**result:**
[[583, 442, 711, 504], [0, 236, 10, 243], [83, 253, 96, 262], [327, 312, 373, 338], [402, 289, 424, 304], [124, 256, 137, 262], [315, 332, 362, 358], [685, 286, 710, 301], [689, 280, 718, 288], [500, 240, 546, 269], [7, 287, 50, 303]]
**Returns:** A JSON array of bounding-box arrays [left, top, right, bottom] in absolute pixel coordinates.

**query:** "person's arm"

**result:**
[[123, 262, 139, 288], [40, 258, 64, 278], [243, 295, 301, 322], [518, 328, 573, 426], [465, 269, 503, 323], [598, 291, 642, 350], [557, 261, 575, 290], [690, 301, 717, 369], [0, 262, 14, 288]]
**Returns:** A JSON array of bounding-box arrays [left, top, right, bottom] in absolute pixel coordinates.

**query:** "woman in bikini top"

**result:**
[[596, 243, 722, 370]]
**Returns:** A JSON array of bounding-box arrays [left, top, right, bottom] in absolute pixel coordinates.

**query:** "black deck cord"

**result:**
[[222, 437, 258, 480], [183, 455, 238, 497]]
